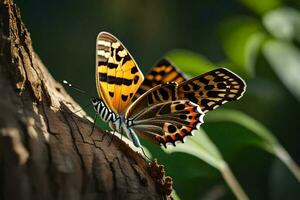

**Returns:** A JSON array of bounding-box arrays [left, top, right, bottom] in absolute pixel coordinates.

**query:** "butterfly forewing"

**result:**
[[96, 32, 144, 114], [177, 68, 246, 113], [135, 58, 187, 97], [126, 83, 178, 119]]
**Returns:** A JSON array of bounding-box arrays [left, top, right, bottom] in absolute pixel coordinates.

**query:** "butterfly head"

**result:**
[[91, 97, 101, 107]]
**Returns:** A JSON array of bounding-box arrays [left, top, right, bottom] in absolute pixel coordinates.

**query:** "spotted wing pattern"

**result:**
[[126, 68, 245, 147], [177, 68, 246, 113], [135, 58, 187, 97], [96, 32, 144, 114], [126, 83, 178, 118], [129, 68, 246, 115], [127, 100, 204, 147]]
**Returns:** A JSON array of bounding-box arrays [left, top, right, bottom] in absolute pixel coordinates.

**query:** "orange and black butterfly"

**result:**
[[92, 32, 246, 148]]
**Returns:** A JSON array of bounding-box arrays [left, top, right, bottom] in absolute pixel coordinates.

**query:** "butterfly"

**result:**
[[92, 32, 246, 148]]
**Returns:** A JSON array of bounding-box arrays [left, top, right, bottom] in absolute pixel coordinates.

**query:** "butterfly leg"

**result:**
[[100, 121, 110, 142], [73, 102, 93, 114], [140, 147, 151, 162], [89, 113, 98, 137]]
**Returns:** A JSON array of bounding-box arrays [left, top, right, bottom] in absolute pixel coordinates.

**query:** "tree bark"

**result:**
[[0, 0, 173, 199]]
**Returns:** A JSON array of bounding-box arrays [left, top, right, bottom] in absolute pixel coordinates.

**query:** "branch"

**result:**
[[0, 0, 173, 199]]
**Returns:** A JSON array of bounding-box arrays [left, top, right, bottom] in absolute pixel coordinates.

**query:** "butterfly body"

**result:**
[[94, 32, 246, 148], [91, 97, 117, 124], [91, 97, 142, 147]]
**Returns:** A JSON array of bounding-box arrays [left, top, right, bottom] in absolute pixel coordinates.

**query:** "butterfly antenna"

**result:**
[[101, 122, 110, 141], [63, 80, 91, 97], [72, 102, 93, 114]]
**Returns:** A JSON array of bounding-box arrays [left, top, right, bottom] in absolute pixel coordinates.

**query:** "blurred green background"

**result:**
[[17, 0, 300, 199]]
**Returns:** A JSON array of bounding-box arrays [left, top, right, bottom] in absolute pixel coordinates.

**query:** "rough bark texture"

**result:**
[[0, 0, 173, 199]]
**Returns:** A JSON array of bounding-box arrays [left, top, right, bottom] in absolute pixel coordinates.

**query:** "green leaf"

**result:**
[[164, 129, 249, 200], [238, 0, 282, 14], [263, 7, 300, 41], [165, 49, 215, 76], [205, 109, 277, 150], [205, 109, 300, 182], [244, 32, 266, 77], [219, 17, 262, 76], [171, 190, 182, 200], [164, 129, 224, 169], [263, 40, 300, 101]]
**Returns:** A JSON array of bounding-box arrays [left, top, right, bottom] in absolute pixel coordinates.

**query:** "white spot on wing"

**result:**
[[97, 40, 111, 47], [112, 42, 121, 48], [118, 49, 127, 57], [97, 50, 110, 58]]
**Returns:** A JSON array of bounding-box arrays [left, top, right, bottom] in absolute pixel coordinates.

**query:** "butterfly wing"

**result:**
[[126, 68, 245, 147], [128, 68, 246, 115], [177, 68, 246, 113], [126, 83, 204, 147], [135, 58, 187, 97], [128, 100, 204, 147], [96, 32, 144, 114]]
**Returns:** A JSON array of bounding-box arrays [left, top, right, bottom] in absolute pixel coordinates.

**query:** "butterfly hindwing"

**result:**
[[135, 58, 187, 97], [177, 68, 246, 113], [126, 83, 204, 147], [96, 32, 144, 114], [127, 100, 204, 147]]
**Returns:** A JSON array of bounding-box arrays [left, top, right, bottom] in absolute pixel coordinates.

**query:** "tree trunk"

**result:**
[[0, 0, 173, 199]]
